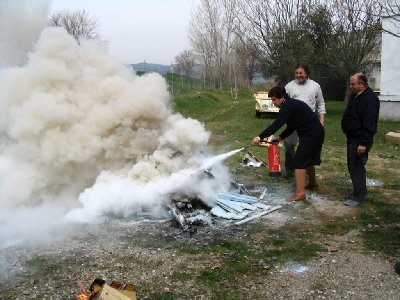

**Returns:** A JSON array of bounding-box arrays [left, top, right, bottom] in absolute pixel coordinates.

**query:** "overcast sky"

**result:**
[[50, 0, 198, 65]]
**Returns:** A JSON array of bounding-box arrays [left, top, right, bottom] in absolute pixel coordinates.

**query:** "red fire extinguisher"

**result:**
[[268, 142, 281, 176]]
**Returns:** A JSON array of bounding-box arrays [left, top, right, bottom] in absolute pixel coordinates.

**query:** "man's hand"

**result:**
[[251, 136, 261, 145], [320, 114, 325, 127], [270, 135, 281, 143], [357, 145, 366, 155]]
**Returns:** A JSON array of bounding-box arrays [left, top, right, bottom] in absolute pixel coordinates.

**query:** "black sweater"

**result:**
[[341, 87, 380, 147], [258, 98, 322, 140]]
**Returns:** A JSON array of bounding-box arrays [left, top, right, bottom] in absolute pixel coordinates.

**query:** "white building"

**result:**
[[379, 0, 400, 120]]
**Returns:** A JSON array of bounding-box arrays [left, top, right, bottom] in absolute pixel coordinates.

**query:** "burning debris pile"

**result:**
[[165, 173, 281, 231]]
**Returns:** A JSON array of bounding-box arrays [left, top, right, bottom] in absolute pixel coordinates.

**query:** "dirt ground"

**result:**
[[0, 174, 399, 299]]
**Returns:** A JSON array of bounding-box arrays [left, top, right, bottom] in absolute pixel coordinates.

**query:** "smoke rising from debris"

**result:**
[[0, 9, 232, 249]]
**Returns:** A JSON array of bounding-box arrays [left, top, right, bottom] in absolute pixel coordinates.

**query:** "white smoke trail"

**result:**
[[200, 148, 244, 169], [66, 147, 243, 224], [0, 25, 235, 247], [65, 163, 231, 224]]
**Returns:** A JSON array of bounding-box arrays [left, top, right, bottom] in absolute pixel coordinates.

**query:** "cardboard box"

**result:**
[[385, 132, 400, 144], [98, 284, 137, 300]]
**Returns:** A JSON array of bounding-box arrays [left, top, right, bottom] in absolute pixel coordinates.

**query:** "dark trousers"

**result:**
[[346, 138, 371, 201]]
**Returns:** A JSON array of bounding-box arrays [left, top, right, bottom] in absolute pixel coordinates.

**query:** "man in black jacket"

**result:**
[[341, 73, 380, 206]]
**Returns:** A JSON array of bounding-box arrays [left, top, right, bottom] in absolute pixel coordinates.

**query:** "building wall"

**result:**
[[379, 101, 400, 120], [368, 60, 381, 92], [379, 3, 400, 120]]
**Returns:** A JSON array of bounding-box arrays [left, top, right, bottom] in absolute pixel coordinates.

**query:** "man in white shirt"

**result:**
[[284, 64, 326, 188]]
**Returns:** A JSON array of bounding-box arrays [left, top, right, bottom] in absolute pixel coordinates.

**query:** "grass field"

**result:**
[[172, 87, 400, 261], [173, 86, 398, 167], [154, 87, 400, 298], [173, 87, 398, 152]]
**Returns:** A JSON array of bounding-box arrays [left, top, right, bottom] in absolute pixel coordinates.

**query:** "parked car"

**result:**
[[254, 91, 279, 118]]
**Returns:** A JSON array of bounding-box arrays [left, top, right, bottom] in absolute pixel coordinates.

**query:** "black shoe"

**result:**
[[394, 260, 400, 275], [283, 170, 294, 179], [346, 192, 368, 201], [344, 199, 361, 206], [344, 193, 368, 206]]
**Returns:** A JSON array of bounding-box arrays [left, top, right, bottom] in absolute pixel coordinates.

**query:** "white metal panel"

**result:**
[[380, 7, 400, 100]]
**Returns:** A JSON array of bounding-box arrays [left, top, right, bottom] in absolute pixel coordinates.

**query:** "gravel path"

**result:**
[[0, 185, 399, 299]]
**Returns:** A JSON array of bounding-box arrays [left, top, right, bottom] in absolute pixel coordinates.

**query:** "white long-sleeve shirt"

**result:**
[[285, 79, 326, 115]]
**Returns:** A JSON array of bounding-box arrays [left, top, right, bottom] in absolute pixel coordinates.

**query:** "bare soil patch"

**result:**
[[0, 173, 399, 299]]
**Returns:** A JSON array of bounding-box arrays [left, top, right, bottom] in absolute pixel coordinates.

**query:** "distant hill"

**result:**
[[129, 63, 268, 86], [130, 62, 171, 75]]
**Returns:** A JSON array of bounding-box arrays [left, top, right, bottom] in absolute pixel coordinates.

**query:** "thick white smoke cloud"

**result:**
[[0, 26, 232, 248], [0, 0, 51, 68]]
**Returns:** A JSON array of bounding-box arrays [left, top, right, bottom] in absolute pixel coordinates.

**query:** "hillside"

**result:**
[[130, 62, 171, 75]]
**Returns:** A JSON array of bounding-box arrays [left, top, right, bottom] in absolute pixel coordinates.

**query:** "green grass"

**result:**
[[261, 231, 327, 262], [25, 256, 74, 276], [319, 198, 400, 256], [321, 218, 359, 235], [384, 182, 400, 190], [323, 101, 399, 153], [173, 229, 326, 297], [358, 200, 400, 256], [173, 88, 262, 148], [173, 88, 399, 154], [150, 292, 179, 300], [172, 86, 400, 259], [172, 88, 399, 201], [170, 270, 193, 282]]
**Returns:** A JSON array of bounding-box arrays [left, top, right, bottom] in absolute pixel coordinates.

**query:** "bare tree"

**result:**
[[175, 50, 196, 77], [188, 1, 216, 88], [332, 0, 381, 69], [232, 39, 260, 86], [237, 0, 316, 83], [175, 50, 196, 88], [329, 0, 381, 99], [189, 0, 240, 90], [235, 0, 381, 99], [187, 0, 381, 100], [373, 0, 400, 38], [49, 9, 99, 42], [231, 14, 264, 86]]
